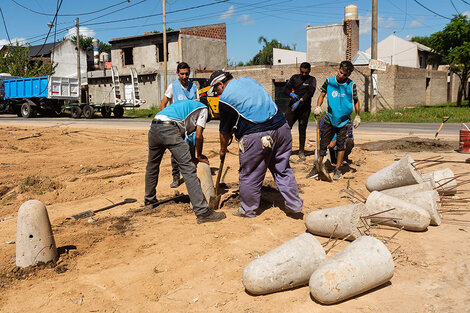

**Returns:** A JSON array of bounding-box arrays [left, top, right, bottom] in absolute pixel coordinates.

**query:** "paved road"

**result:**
[[0, 114, 464, 136]]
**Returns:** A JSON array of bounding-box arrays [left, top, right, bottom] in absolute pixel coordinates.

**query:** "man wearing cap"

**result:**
[[144, 99, 226, 224], [160, 62, 199, 189], [209, 70, 303, 218]]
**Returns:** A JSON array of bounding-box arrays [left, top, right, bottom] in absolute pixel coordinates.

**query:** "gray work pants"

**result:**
[[144, 122, 209, 217]]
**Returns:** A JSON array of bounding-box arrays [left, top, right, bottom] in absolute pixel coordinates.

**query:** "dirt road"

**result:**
[[0, 123, 469, 312]]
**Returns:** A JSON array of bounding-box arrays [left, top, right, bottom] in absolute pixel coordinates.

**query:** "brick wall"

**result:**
[[345, 20, 359, 61], [179, 23, 226, 40]]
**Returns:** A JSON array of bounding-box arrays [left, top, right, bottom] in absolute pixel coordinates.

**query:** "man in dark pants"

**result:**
[[283, 62, 316, 160], [144, 99, 226, 224]]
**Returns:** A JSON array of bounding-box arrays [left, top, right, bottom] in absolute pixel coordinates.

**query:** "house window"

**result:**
[[123, 47, 133, 65], [157, 43, 168, 62], [419, 55, 424, 68]]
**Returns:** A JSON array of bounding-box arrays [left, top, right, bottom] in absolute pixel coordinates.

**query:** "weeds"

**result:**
[[19, 176, 62, 195]]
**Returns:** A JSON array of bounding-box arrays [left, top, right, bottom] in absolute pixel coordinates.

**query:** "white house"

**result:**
[[365, 34, 436, 69], [273, 48, 306, 65]]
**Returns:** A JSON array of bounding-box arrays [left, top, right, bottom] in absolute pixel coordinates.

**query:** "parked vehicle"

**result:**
[[0, 76, 79, 118], [190, 78, 220, 119]]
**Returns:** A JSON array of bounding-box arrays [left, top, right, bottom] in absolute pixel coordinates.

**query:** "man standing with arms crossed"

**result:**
[[313, 61, 360, 180], [209, 70, 303, 219], [284, 62, 316, 161], [160, 62, 199, 188]]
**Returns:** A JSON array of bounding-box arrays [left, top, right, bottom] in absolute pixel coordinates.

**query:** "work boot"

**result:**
[[333, 168, 342, 181], [170, 175, 181, 188], [306, 166, 318, 179], [196, 210, 226, 224]]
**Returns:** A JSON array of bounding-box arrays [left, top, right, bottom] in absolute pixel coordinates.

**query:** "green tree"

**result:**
[[429, 14, 470, 105], [247, 36, 291, 65], [98, 42, 111, 54], [0, 43, 56, 77], [69, 35, 111, 53], [410, 35, 433, 48]]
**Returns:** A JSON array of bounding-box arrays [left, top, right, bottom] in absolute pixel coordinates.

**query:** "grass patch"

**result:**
[[310, 101, 470, 123], [19, 176, 62, 195], [124, 107, 160, 118]]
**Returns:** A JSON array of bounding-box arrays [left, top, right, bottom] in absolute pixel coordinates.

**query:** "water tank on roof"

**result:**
[[344, 5, 358, 21]]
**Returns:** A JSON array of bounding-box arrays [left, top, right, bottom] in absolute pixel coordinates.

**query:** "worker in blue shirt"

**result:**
[[313, 61, 360, 180]]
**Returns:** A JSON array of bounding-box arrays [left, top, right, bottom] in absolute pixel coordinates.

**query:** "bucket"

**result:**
[[459, 130, 470, 153]]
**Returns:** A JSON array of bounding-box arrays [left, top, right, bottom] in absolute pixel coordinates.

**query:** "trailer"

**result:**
[[62, 102, 127, 119], [1, 76, 79, 118]]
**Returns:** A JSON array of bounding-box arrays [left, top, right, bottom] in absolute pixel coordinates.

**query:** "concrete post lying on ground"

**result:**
[[423, 168, 457, 196], [16, 200, 58, 267], [380, 181, 435, 197], [381, 190, 441, 226], [305, 203, 369, 241], [366, 156, 423, 192], [197, 162, 216, 204], [309, 236, 394, 304], [366, 191, 431, 231], [242, 233, 326, 295]]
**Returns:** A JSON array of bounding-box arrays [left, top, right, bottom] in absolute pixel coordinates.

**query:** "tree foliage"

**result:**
[[410, 36, 433, 48], [428, 14, 470, 105], [245, 36, 291, 66], [69, 35, 111, 53], [0, 43, 56, 77]]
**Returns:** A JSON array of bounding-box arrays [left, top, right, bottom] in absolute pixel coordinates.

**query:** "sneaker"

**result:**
[[232, 209, 248, 217], [170, 176, 181, 188], [333, 168, 342, 181], [298, 151, 306, 160], [306, 166, 318, 179], [144, 200, 159, 210], [196, 210, 226, 224]]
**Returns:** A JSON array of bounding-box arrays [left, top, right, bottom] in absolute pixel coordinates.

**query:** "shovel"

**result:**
[[434, 116, 450, 139], [66, 198, 137, 220], [314, 116, 332, 182], [208, 154, 225, 210]]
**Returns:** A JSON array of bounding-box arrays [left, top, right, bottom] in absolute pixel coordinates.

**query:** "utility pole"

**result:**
[[76, 17, 81, 100], [370, 0, 378, 113], [162, 0, 167, 91]]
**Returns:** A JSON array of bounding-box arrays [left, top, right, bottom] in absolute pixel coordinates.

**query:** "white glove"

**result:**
[[354, 115, 361, 128], [238, 137, 245, 153], [313, 106, 322, 116], [261, 136, 273, 149]]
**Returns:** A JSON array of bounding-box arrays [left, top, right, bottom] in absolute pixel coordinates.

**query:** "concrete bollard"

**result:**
[[381, 190, 441, 226], [196, 162, 216, 204], [366, 191, 430, 231], [309, 236, 394, 304], [381, 181, 435, 197], [242, 233, 326, 295], [305, 203, 369, 241], [366, 156, 423, 192], [16, 200, 58, 267], [423, 168, 457, 196]]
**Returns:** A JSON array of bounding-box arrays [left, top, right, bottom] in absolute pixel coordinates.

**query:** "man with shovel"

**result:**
[[208, 70, 303, 218], [144, 99, 226, 224], [312, 61, 360, 181]]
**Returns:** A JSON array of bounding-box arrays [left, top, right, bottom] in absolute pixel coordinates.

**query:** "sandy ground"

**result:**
[[0, 123, 469, 313]]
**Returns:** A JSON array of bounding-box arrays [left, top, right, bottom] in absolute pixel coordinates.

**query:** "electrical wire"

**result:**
[[450, 0, 460, 13], [460, 0, 470, 6], [9, 0, 132, 17], [0, 8, 12, 45], [413, 0, 451, 19], [36, 0, 64, 55]]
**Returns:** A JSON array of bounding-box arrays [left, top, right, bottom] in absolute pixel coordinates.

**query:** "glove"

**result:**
[[354, 115, 361, 128], [261, 136, 273, 149], [291, 100, 301, 111], [313, 106, 322, 116], [289, 92, 299, 101]]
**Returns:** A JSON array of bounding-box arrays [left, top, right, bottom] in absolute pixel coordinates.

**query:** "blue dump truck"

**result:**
[[0, 75, 79, 118]]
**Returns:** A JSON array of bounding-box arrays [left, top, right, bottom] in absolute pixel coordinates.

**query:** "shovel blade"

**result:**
[[66, 210, 95, 220], [208, 195, 221, 210], [315, 160, 333, 182]]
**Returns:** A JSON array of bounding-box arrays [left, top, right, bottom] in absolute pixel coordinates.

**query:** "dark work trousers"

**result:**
[[319, 121, 352, 157], [285, 105, 311, 153], [171, 147, 195, 178], [329, 137, 354, 164], [144, 122, 209, 217]]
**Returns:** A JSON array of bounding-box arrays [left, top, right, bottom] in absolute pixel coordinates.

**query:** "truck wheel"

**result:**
[[71, 106, 82, 119], [21, 102, 36, 118], [113, 104, 124, 118], [83, 105, 94, 119], [100, 105, 112, 118]]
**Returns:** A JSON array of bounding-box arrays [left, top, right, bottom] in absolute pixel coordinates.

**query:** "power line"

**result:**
[[36, 0, 64, 55], [81, 0, 229, 27], [460, 0, 470, 6], [0, 8, 12, 45], [9, 0, 132, 17], [413, 0, 451, 19], [450, 0, 460, 13]]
